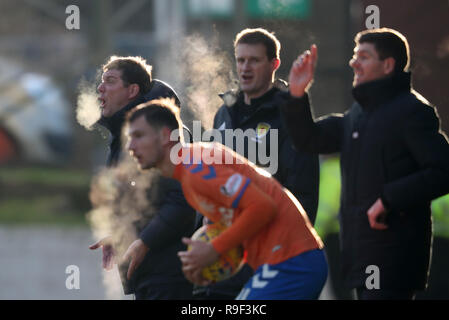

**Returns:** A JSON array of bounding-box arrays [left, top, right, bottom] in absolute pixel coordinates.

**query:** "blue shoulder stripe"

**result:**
[[231, 178, 251, 208], [190, 163, 203, 174], [202, 165, 216, 180]]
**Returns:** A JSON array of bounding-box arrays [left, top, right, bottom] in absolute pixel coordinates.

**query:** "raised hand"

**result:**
[[289, 44, 318, 98]]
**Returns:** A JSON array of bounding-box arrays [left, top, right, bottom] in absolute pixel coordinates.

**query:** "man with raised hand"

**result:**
[[282, 28, 449, 299]]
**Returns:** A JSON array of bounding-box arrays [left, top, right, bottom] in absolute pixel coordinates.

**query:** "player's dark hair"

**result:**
[[234, 28, 281, 60], [126, 98, 182, 133], [355, 28, 410, 73], [103, 56, 153, 95]]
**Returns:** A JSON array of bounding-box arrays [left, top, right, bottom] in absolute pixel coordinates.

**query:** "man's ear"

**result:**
[[383, 57, 396, 76], [160, 126, 173, 146], [272, 58, 281, 72], [128, 84, 140, 100]]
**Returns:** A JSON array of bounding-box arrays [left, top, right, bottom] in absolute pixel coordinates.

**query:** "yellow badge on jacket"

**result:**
[[253, 122, 271, 142]]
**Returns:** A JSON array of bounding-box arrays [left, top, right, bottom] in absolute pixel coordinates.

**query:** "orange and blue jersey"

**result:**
[[173, 142, 323, 271]]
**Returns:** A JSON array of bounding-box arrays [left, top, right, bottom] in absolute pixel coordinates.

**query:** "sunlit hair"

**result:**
[[355, 28, 410, 73], [126, 98, 183, 141], [102, 56, 153, 94], [234, 28, 281, 61]]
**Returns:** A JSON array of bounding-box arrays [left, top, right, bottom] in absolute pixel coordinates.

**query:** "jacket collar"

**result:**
[[352, 71, 411, 111], [97, 95, 146, 136], [219, 79, 289, 108]]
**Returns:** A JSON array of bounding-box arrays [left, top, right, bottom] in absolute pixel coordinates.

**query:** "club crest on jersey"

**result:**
[[251, 122, 271, 142], [220, 173, 243, 197]]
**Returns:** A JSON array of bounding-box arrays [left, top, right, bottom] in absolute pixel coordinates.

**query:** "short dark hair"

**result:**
[[234, 28, 281, 60], [103, 56, 153, 94], [126, 98, 182, 133], [355, 28, 410, 73]]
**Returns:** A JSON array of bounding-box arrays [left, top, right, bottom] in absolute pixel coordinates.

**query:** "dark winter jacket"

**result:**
[[98, 79, 196, 297], [281, 72, 449, 290], [213, 80, 320, 222]]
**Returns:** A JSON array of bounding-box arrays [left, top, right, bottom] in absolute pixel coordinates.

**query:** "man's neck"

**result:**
[[243, 83, 274, 105], [157, 143, 181, 178], [158, 161, 175, 178], [99, 96, 143, 132]]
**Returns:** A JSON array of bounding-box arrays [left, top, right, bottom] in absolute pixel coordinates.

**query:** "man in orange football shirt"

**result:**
[[124, 98, 327, 299]]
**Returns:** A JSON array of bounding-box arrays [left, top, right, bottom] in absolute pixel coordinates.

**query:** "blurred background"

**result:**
[[0, 0, 448, 299]]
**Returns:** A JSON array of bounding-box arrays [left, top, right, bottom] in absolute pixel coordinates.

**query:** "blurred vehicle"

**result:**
[[0, 57, 72, 165]]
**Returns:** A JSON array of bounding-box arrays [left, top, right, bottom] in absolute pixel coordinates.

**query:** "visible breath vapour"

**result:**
[[179, 34, 237, 131], [76, 77, 101, 131], [87, 156, 161, 299], [83, 33, 237, 298]]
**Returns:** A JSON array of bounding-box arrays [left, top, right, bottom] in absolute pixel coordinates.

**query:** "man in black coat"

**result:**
[[88, 56, 196, 299], [193, 28, 320, 300], [281, 28, 449, 299]]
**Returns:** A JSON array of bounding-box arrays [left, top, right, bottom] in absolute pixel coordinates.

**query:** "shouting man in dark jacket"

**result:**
[[281, 28, 449, 299], [88, 56, 196, 299], [194, 28, 320, 300]]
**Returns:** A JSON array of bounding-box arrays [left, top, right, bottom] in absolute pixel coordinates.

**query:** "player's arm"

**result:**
[[179, 180, 276, 286], [178, 168, 276, 285], [211, 181, 277, 255]]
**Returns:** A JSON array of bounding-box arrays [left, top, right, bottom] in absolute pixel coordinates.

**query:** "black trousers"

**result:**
[[193, 291, 236, 300], [134, 283, 194, 300], [355, 287, 416, 300]]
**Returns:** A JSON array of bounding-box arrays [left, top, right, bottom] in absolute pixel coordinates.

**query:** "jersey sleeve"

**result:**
[[185, 163, 277, 254], [187, 163, 252, 209]]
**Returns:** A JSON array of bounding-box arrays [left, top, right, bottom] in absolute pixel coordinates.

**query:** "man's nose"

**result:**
[[243, 60, 251, 70], [126, 139, 135, 152], [97, 82, 105, 93], [349, 57, 357, 68]]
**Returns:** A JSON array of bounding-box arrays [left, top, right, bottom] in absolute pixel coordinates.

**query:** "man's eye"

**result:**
[[353, 54, 367, 61], [104, 78, 116, 84]]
